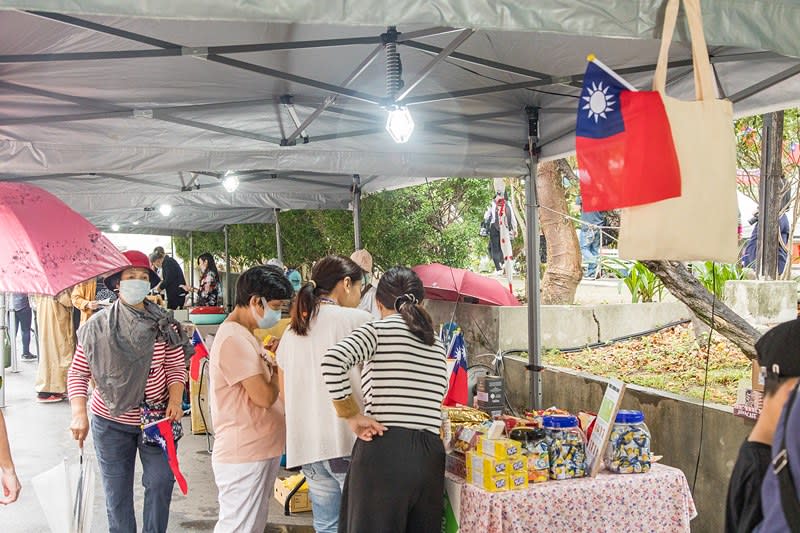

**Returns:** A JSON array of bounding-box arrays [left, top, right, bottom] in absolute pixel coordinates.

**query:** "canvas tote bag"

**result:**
[[618, 0, 738, 262]]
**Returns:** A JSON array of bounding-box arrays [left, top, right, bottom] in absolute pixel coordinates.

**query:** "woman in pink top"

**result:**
[[67, 250, 188, 533], [209, 265, 293, 533]]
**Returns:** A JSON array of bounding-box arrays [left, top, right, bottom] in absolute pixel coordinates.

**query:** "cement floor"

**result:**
[[0, 351, 313, 533]]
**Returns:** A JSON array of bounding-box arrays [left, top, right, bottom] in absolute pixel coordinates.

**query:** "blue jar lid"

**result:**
[[615, 410, 645, 424], [543, 415, 578, 429]]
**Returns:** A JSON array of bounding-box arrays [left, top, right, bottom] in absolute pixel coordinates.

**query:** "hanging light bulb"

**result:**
[[110, 223, 120, 232], [222, 171, 240, 193], [159, 204, 173, 217], [386, 106, 414, 144]]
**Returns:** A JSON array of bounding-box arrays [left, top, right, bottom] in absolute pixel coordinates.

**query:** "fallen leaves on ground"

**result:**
[[543, 324, 750, 405]]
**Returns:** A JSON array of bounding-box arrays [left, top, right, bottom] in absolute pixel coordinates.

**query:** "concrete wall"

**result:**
[[724, 280, 797, 327], [499, 357, 751, 533], [424, 300, 692, 352]]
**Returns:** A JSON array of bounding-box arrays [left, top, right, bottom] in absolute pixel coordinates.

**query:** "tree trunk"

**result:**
[[537, 160, 582, 304], [641, 260, 761, 359], [758, 111, 785, 279]]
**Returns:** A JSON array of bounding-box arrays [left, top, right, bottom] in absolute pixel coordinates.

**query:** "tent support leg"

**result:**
[[224, 225, 231, 312], [353, 174, 362, 250], [275, 209, 284, 265], [189, 232, 195, 306], [8, 307, 18, 374], [524, 107, 542, 410], [0, 294, 6, 408]]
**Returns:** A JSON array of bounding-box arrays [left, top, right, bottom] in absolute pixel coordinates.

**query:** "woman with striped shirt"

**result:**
[[68, 250, 187, 533], [323, 266, 448, 533]]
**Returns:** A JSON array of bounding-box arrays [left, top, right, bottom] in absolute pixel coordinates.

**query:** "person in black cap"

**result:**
[[725, 318, 800, 533]]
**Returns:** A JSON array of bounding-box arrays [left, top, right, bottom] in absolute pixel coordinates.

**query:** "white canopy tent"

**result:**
[[1, 1, 800, 406]]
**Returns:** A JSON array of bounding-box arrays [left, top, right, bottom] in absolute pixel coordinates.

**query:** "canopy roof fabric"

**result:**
[[0, 3, 799, 229]]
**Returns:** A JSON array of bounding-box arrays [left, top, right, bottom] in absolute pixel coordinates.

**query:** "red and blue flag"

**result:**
[[443, 332, 468, 407], [189, 329, 209, 381], [143, 418, 188, 495], [576, 55, 681, 211]]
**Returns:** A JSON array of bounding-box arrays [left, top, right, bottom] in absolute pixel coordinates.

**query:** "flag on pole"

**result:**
[[189, 329, 209, 381], [576, 54, 681, 211], [143, 418, 188, 495], [443, 332, 468, 407]]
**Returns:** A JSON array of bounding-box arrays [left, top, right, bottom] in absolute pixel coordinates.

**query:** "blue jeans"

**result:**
[[580, 226, 601, 277], [91, 416, 175, 533], [301, 458, 350, 533]]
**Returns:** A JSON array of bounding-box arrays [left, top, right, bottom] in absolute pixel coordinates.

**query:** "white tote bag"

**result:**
[[618, 0, 738, 262]]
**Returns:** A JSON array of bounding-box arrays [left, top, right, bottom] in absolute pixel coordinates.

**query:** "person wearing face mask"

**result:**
[[67, 250, 191, 533], [208, 265, 293, 533], [276, 255, 372, 533]]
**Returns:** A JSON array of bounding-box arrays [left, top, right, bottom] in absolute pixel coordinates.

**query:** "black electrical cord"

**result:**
[[692, 264, 716, 494]]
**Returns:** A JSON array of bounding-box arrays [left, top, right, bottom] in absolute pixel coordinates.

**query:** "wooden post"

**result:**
[[757, 111, 785, 279]]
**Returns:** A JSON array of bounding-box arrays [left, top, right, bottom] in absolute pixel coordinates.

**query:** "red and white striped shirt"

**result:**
[[67, 341, 186, 426]]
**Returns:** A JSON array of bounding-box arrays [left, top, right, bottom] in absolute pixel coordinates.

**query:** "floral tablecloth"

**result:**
[[458, 463, 697, 533]]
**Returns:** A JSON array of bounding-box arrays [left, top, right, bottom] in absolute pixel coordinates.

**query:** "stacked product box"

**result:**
[[476, 375, 504, 418], [465, 437, 528, 492]]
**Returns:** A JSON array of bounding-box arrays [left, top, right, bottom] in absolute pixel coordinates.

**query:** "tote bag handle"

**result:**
[[653, 0, 716, 101]]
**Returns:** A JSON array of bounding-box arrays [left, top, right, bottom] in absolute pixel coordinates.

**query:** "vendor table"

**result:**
[[457, 463, 696, 533]]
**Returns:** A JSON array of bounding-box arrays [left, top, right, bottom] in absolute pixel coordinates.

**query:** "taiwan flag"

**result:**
[[576, 55, 682, 211], [442, 332, 468, 407], [143, 418, 188, 495], [189, 329, 209, 381]]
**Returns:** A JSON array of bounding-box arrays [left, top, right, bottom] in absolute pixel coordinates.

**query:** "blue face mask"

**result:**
[[252, 297, 281, 329], [118, 279, 151, 305]]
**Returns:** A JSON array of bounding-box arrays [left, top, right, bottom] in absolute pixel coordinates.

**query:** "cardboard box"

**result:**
[[274, 477, 311, 513], [477, 375, 504, 406], [509, 471, 529, 490], [471, 453, 510, 475], [470, 469, 509, 492], [752, 360, 765, 392], [476, 437, 522, 460], [477, 404, 504, 419], [445, 453, 467, 479]]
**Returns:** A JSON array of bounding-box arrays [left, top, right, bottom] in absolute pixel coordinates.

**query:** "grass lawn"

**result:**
[[543, 323, 751, 405]]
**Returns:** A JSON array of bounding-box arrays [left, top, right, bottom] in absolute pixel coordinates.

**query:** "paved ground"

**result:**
[[0, 346, 313, 533]]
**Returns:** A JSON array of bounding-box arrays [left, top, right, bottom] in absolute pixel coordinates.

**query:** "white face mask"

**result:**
[[251, 297, 281, 329], [118, 279, 151, 305]]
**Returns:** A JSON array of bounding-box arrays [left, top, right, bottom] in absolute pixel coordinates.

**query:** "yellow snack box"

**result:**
[[476, 436, 523, 460], [465, 451, 474, 484], [470, 469, 510, 492], [471, 453, 509, 475], [507, 456, 527, 473], [509, 471, 529, 490]]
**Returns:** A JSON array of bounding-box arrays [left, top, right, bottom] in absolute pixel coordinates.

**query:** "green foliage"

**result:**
[[174, 178, 495, 272], [690, 261, 745, 299], [605, 259, 664, 303]]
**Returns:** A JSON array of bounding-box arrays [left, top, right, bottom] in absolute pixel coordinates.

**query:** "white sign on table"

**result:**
[[586, 379, 626, 477]]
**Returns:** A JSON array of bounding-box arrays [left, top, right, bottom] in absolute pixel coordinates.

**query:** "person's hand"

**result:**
[[70, 413, 89, 448], [87, 301, 100, 311], [346, 414, 387, 442], [265, 337, 280, 354], [166, 400, 184, 421], [0, 466, 20, 505]]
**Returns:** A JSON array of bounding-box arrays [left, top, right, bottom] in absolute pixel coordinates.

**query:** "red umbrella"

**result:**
[[412, 263, 520, 306], [0, 182, 130, 295]]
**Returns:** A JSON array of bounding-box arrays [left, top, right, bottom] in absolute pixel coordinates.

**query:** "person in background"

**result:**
[[11, 293, 34, 361], [33, 289, 75, 403], [350, 249, 380, 319], [740, 210, 791, 276], [71, 275, 117, 326], [0, 410, 20, 505], [576, 195, 605, 280], [277, 255, 371, 533], [286, 268, 303, 294], [724, 318, 800, 533], [484, 191, 517, 273], [183, 252, 221, 307], [323, 266, 448, 533], [209, 265, 293, 533], [149, 248, 188, 310], [68, 250, 187, 533]]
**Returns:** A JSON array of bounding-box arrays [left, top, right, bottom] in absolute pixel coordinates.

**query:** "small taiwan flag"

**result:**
[[189, 329, 209, 381], [143, 418, 188, 495], [442, 332, 468, 407], [576, 55, 682, 211]]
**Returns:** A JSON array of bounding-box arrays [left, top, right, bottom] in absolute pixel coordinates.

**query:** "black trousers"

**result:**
[[339, 427, 445, 533], [488, 227, 503, 270], [13, 307, 32, 355]]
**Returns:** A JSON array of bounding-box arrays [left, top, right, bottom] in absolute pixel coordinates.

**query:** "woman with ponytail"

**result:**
[[275, 255, 372, 533], [322, 266, 448, 533]]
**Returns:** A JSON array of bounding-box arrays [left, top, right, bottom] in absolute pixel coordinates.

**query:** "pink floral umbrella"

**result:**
[[0, 182, 130, 295]]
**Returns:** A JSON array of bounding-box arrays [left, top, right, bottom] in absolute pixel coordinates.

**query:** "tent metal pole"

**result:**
[[189, 232, 195, 306], [353, 175, 362, 250], [396, 28, 475, 102], [224, 225, 231, 312], [525, 107, 542, 410], [275, 210, 284, 265], [0, 294, 6, 407]]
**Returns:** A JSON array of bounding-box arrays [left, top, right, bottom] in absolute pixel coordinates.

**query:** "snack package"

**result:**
[[477, 436, 522, 460], [470, 469, 510, 492], [509, 471, 529, 490]]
